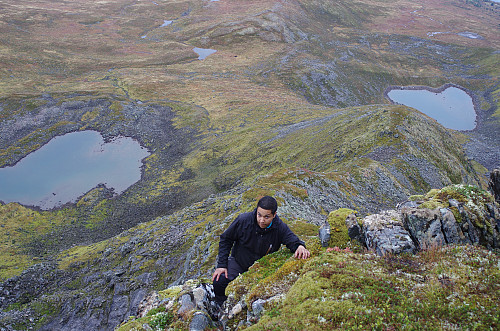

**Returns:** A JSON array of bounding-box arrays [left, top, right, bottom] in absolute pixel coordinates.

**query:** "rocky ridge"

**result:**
[[1, 177, 499, 330], [116, 181, 499, 331]]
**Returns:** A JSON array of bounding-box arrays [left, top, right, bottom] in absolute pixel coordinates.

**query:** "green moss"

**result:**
[[228, 249, 295, 303], [0, 203, 80, 280], [31, 299, 62, 329], [416, 185, 495, 234], [116, 316, 154, 331], [58, 241, 108, 270], [409, 195, 424, 201], [170, 102, 210, 131], [146, 306, 166, 316], [0, 2, 496, 323], [158, 286, 183, 301], [109, 100, 123, 113], [450, 207, 463, 223], [149, 311, 174, 329], [425, 189, 440, 199], [443, 185, 493, 205], [243, 245, 499, 330], [326, 208, 356, 248], [419, 200, 446, 210], [80, 109, 99, 123], [248, 258, 306, 303], [242, 188, 276, 204], [287, 219, 319, 238]]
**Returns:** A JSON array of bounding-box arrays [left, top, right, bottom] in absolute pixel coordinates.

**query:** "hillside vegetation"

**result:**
[[0, 0, 499, 329], [118, 245, 499, 330]]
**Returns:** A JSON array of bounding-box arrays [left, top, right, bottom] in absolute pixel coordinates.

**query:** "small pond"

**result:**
[[141, 20, 172, 39], [386, 86, 476, 131], [0, 130, 149, 210], [193, 47, 217, 60]]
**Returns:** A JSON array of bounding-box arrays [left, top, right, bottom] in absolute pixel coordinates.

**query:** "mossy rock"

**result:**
[[424, 189, 440, 199], [247, 245, 499, 330], [419, 199, 446, 210], [158, 286, 183, 301], [326, 208, 356, 248], [409, 194, 424, 201], [449, 207, 463, 223]]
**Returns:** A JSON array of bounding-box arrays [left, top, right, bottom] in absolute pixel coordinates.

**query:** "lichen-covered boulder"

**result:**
[[318, 220, 331, 247], [345, 212, 363, 243], [401, 208, 469, 249], [361, 210, 416, 255], [403, 184, 500, 250]]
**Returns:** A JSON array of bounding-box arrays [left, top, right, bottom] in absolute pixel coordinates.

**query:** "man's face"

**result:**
[[256, 207, 275, 229]]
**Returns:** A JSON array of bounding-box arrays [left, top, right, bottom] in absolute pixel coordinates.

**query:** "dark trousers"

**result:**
[[213, 257, 246, 305]]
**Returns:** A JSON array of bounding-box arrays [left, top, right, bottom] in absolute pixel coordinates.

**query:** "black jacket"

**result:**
[[216, 209, 305, 271]]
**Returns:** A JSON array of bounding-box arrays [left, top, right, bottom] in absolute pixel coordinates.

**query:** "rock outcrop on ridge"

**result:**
[[116, 182, 499, 330], [489, 169, 500, 203]]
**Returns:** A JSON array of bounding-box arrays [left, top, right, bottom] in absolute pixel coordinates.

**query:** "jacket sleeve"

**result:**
[[216, 216, 240, 269], [279, 221, 305, 253]]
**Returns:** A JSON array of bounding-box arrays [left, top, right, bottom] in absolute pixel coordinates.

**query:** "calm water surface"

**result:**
[[193, 47, 217, 60], [387, 86, 476, 130], [0, 131, 149, 209]]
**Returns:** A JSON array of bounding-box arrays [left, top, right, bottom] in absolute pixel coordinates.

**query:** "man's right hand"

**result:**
[[212, 268, 228, 282]]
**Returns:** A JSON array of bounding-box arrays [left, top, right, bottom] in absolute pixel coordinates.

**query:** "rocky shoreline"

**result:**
[[0, 94, 207, 256], [384, 82, 500, 171]]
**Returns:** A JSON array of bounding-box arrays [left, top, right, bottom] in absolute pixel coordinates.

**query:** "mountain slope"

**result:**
[[0, 0, 499, 329]]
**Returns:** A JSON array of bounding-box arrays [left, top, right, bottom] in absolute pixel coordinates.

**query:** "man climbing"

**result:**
[[212, 196, 310, 307]]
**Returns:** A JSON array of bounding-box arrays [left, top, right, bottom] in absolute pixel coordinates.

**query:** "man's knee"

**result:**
[[213, 273, 230, 295], [213, 273, 230, 287], [212, 258, 246, 304]]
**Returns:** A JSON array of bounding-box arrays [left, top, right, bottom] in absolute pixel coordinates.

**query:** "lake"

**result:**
[[193, 47, 217, 60], [0, 130, 149, 210], [386, 86, 476, 131]]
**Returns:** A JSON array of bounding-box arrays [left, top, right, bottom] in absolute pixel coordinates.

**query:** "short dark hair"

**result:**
[[257, 196, 278, 214]]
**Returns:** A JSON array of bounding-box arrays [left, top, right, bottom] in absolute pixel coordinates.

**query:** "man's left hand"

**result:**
[[294, 245, 310, 259]]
